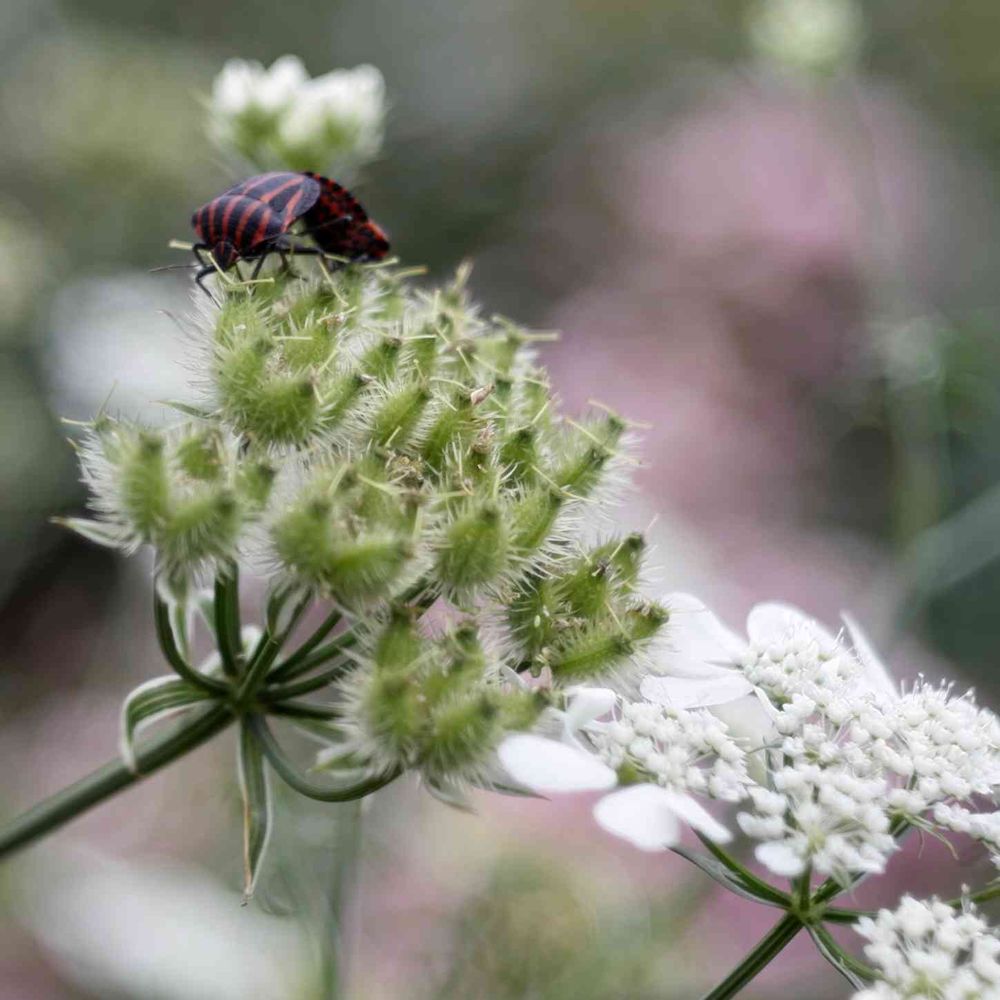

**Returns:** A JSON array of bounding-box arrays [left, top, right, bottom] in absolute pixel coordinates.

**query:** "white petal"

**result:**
[[497, 735, 616, 794], [657, 789, 732, 843], [709, 695, 778, 784], [755, 840, 806, 877], [641, 673, 752, 709], [746, 602, 838, 647], [257, 55, 307, 111], [212, 60, 261, 115], [593, 785, 683, 850], [842, 612, 898, 703], [564, 687, 617, 732], [655, 593, 747, 677]]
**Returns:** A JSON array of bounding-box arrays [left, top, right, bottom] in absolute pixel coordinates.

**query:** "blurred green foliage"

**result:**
[[433, 857, 706, 999]]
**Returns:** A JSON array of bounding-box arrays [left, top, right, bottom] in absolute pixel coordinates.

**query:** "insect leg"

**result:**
[[194, 266, 220, 302]]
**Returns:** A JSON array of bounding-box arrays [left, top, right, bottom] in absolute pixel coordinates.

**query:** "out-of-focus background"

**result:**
[[3, 1, 1000, 997]]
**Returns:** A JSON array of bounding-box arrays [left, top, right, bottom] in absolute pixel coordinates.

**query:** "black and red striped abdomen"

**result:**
[[301, 172, 390, 262]]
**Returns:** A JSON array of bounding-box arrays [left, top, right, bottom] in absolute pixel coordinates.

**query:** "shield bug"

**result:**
[[301, 172, 391, 263], [189, 171, 389, 295], [190, 171, 322, 292]]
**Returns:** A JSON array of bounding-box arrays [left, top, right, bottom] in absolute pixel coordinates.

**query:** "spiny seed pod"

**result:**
[[344, 618, 532, 783], [373, 605, 425, 673], [120, 431, 169, 538], [369, 378, 432, 450], [75, 420, 263, 585], [269, 486, 415, 606], [435, 501, 509, 599], [421, 694, 499, 777], [541, 624, 635, 682], [505, 535, 662, 675]]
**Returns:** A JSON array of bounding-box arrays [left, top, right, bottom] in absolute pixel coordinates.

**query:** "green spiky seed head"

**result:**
[[67, 256, 668, 795]]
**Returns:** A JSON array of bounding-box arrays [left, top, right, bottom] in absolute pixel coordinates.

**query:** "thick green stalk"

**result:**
[[701, 913, 802, 1000], [0, 705, 233, 861]]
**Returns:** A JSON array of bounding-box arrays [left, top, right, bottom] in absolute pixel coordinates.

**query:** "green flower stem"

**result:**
[[269, 584, 435, 686], [809, 924, 876, 983], [0, 704, 233, 861], [269, 632, 357, 683], [822, 906, 876, 924], [153, 593, 229, 695], [247, 715, 399, 801], [261, 660, 350, 701], [701, 913, 803, 1000], [696, 834, 791, 906], [954, 882, 1000, 908], [269, 606, 343, 680], [795, 869, 813, 916], [235, 590, 314, 706], [214, 568, 242, 677], [267, 700, 343, 721], [812, 818, 912, 910]]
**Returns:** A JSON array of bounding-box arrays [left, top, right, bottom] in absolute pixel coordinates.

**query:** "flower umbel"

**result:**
[[852, 896, 1000, 1000], [208, 56, 385, 173], [499, 593, 1000, 994]]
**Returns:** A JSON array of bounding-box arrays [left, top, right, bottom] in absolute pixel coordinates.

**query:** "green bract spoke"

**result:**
[[269, 605, 343, 680], [248, 715, 398, 802], [237, 721, 273, 902], [822, 906, 876, 924], [120, 675, 214, 772], [267, 700, 343, 721], [672, 847, 789, 908], [214, 568, 243, 677], [808, 925, 874, 989], [269, 633, 358, 683], [694, 834, 792, 907], [153, 592, 229, 695], [262, 660, 351, 701]]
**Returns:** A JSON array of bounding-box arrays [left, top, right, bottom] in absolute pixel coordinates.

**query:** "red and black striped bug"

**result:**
[[300, 172, 391, 263], [190, 171, 321, 294], [189, 171, 390, 296]]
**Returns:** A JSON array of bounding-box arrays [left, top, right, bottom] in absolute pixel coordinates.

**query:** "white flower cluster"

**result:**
[[498, 690, 740, 851], [594, 701, 749, 803], [737, 761, 895, 879], [499, 593, 1000, 889], [853, 896, 1000, 1000], [208, 55, 385, 172]]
